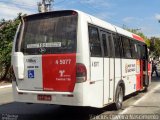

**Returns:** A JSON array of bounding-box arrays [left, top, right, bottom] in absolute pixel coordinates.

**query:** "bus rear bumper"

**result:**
[[12, 82, 85, 107]]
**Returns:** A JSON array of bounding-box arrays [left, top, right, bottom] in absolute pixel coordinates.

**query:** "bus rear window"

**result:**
[[18, 11, 77, 55]]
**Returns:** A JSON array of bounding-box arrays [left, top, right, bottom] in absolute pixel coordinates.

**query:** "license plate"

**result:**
[[37, 94, 52, 101]]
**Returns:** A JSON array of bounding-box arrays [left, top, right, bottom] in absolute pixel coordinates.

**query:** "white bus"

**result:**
[[12, 10, 151, 109]]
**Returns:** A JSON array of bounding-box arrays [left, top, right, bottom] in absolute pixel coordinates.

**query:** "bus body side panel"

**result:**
[[89, 57, 104, 107], [122, 59, 137, 96], [80, 14, 104, 108]]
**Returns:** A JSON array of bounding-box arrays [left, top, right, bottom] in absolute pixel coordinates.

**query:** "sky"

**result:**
[[0, 0, 160, 38]]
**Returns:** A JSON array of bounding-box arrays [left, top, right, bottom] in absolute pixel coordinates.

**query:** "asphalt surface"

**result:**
[[0, 77, 160, 120]]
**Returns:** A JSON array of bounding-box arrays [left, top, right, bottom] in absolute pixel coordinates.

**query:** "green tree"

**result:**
[[150, 37, 160, 58], [0, 14, 21, 80]]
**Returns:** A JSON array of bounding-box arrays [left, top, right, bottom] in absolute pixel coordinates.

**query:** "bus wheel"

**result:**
[[114, 85, 124, 110]]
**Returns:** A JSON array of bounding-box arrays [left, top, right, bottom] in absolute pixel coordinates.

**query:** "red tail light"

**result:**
[[76, 63, 87, 83]]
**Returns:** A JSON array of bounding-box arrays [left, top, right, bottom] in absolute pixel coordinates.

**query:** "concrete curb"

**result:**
[[0, 84, 12, 89]]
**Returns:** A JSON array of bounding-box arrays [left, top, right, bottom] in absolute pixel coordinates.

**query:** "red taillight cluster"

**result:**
[[76, 63, 87, 83]]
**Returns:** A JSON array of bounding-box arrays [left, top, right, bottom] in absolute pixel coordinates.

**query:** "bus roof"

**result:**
[[24, 9, 145, 43], [75, 10, 145, 43]]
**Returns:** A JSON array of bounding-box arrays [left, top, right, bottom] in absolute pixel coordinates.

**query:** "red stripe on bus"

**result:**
[[136, 74, 141, 91], [132, 34, 144, 42], [136, 60, 141, 91], [140, 60, 144, 90], [148, 63, 151, 82], [42, 54, 76, 92]]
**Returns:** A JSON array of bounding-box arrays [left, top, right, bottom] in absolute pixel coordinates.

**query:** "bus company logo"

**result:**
[[125, 64, 136, 73], [39, 47, 46, 53], [26, 58, 37, 64], [59, 70, 65, 77]]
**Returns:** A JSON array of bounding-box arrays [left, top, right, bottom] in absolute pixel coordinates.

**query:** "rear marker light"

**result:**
[[18, 92, 24, 95], [67, 95, 74, 97], [62, 95, 74, 97], [76, 63, 87, 83]]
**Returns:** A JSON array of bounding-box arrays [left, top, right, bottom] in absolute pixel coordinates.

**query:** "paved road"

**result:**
[[0, 77, 160, 120], [0, 87, 13, 105]]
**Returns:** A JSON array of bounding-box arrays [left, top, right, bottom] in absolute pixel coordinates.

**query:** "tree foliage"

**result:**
[[150, 37, 160, 58], [0, 14, 21, 80]]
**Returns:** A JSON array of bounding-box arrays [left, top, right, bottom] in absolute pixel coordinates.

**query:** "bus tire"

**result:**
[[114, 85, 124, 110]]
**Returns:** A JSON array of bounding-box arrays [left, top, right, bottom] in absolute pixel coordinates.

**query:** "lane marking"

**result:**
[[120, 84, 160, 114], [111, 84, 160, 120], [0, 84, 12, 89]]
